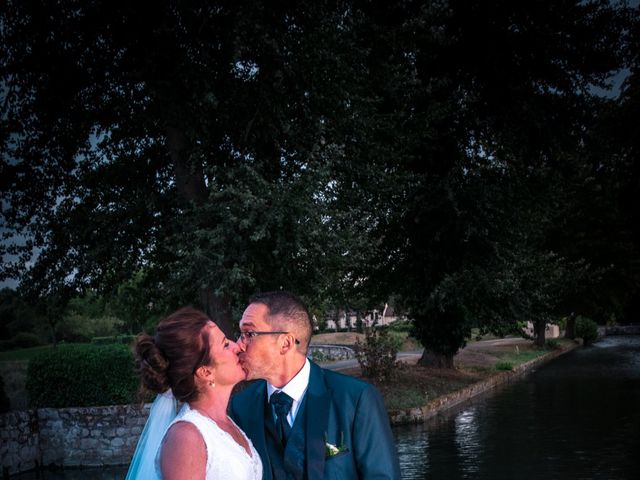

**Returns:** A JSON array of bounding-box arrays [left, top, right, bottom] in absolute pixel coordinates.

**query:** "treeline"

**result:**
[[1, 1, 638, 366]]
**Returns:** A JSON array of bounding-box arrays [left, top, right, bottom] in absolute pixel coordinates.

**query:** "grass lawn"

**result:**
[[371, 364, 488, 410], [351, 338, 574, 411]]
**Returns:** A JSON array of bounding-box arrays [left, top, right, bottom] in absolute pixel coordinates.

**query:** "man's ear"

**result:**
[[280, 333, 298, 354]]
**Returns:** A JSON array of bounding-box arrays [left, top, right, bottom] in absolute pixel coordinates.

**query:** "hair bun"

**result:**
[[135, 334, 170, 394]]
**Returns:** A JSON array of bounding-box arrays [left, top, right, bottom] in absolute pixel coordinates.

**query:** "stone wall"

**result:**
[[600, 325, 640, 336], [1, 404, 150, 476], [308, 344, 355, 361], [0, 410, 39, 475]]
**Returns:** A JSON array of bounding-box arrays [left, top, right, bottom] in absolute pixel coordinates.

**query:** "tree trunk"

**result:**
[[199, 288, 234, 337], [49, 320, 58, 348], [418, 349, 455, 369], [534, 320, 546, 347], [565, 313, 576, 339], [167, 127, 232, 335], [166, 126, 207, 204]]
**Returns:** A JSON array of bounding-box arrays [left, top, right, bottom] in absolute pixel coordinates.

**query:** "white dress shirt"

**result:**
[[266, 358, 310, 427]]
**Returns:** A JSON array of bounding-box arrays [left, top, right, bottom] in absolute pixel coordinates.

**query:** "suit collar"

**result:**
[[242, 381, 273, 477], [305, 362, 330, 480]]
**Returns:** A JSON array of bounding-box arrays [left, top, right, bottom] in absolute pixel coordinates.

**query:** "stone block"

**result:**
[[111, 438, 125, 448], [80, 438, 98, 450]]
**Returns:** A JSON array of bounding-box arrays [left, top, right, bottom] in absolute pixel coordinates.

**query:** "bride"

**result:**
[[125, 307, 262, 480]]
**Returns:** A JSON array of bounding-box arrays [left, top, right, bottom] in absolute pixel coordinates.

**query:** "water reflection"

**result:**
[[454, 408, 481, 476], [394, 335, 640, 480]]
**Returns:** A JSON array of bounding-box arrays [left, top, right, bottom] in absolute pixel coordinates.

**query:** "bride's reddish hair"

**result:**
[[135, 307, 212, 403]]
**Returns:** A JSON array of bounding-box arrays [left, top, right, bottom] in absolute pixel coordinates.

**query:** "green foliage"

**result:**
[[108, 270, 163, 334], [383, 387, 426, 411], [354, 328, 400, 382], [495, 362, 514, 371], [575, 316, 599, 346], [59, 291, 124, 342], [545, 338, 561, 350], [494, 348, 547, 368], [387, 320, 413, 333], [557, 317, 567, 332], [1, 1, 637, 363], [0, 0, 382, 334], [12, 332, 44, 349], [0, 288, 42, 341], [26, 344, 137, 408]]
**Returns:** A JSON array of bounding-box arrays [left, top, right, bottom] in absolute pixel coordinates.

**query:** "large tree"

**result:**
[[1, 0, 377, 333], [351, 0, 630, 364], [1, 0, 634, 359]]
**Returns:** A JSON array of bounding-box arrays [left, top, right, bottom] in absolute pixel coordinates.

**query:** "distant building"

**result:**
[[522, 321, 560, 339], [323, 303, 406, 331]]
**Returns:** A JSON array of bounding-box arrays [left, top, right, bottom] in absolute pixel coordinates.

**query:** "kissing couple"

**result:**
[[125, 291, 400, 480]]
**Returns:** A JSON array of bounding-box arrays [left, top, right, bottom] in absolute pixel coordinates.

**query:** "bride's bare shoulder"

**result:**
[[160, 422, 206, 479]]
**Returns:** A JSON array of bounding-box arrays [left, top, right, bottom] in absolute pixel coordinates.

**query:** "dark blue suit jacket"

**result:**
[[230, 361, 401, 480]]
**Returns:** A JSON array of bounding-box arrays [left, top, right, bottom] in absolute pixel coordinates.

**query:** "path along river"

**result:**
[[393, 335, 640, 480]]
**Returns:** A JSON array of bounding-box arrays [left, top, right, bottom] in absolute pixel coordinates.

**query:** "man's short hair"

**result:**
[[249, 291, 312, 354]]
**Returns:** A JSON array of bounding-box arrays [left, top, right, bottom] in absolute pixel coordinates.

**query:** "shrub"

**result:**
[[495, 361, 514, 371], [13, 332, 44, 349], [26, 344, 137, 408], [556, 317, 567, 332], [545, 338, 561, 350], [387, 320, 413, 333], [576, 316, 599, 346], [354, 328, 400, 382], [0, 339, 16, 351]]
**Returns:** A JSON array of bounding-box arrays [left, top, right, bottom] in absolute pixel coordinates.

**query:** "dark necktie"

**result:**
[[270, 391, 293, 447]]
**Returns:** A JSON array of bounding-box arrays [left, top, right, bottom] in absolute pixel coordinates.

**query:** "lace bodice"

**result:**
[[156, 403, 263, 480]]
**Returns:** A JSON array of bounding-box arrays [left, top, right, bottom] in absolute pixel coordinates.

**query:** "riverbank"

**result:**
[[0, 336, 579, 476], [334, 337, 580, 426]]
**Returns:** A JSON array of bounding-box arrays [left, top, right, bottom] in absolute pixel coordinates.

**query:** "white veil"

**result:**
[[125, 389, 177, 480]]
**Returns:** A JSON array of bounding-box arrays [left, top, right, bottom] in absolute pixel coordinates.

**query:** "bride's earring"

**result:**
[[209, 379, 215, 388]]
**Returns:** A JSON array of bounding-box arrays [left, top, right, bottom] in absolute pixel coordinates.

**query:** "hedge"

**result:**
[[26, 343, 138, 408], [576, 316, 599, 346]]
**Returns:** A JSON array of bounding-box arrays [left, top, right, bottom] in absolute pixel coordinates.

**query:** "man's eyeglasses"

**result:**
[[237, 331, 300, 345]]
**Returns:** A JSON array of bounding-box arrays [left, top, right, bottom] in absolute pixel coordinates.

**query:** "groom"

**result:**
[[230, 291, 401, 480]]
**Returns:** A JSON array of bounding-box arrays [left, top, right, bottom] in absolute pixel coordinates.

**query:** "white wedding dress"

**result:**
[[155, 403, 263, 480]]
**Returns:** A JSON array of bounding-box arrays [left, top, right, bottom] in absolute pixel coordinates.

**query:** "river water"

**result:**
[[393, 335, 640, 480]]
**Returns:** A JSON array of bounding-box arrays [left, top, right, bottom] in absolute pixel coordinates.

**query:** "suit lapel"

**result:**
[[242, 382, 273, 479], [283, 394, 307, 480], [305, 362, 330, 480]]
